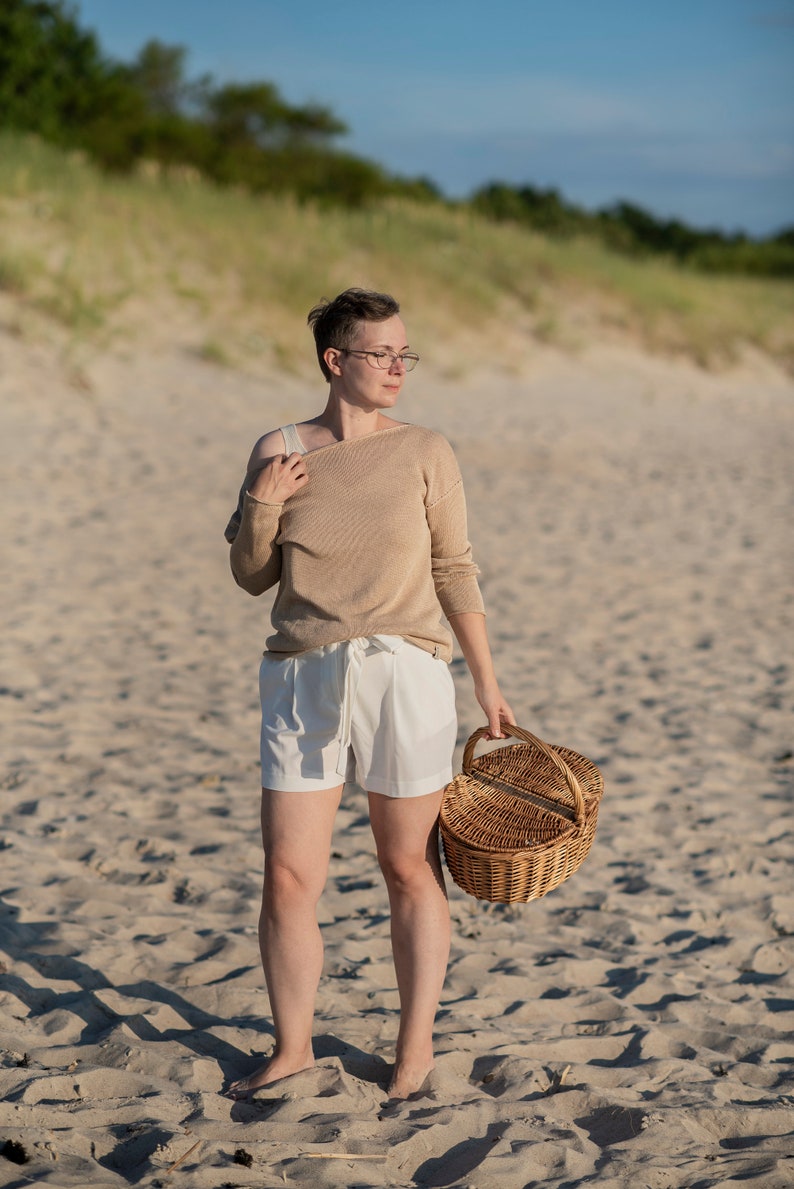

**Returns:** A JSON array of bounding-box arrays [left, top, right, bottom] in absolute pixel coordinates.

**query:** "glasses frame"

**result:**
[[338, 348, 420, 372]]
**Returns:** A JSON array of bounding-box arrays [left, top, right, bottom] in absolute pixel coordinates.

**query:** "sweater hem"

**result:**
[[263, 631, 454, 665]]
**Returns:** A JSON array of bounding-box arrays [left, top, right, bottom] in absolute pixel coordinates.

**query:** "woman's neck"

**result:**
[[312, 398, 394, 442]]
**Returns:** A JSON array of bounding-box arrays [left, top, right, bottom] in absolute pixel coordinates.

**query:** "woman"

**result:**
[[224, 288, 513, 1100]]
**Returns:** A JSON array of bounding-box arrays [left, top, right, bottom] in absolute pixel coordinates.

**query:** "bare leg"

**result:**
[[226, 784, 342, 1098], [368, 788, 450, 1098]]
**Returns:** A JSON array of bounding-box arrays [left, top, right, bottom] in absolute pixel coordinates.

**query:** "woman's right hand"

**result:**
[[248, 452, 308, 504]]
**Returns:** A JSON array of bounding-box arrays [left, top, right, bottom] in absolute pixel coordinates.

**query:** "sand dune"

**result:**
[[1, 324, 793, 1187]]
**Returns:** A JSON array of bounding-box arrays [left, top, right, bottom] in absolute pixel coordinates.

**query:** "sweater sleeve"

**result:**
[[425, 440, 485, 618], [223, 478, 247, 544], [228, 492, 283, 595]]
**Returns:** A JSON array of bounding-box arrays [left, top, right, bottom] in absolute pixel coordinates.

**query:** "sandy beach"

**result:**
[[1, 322, 793, 1188]]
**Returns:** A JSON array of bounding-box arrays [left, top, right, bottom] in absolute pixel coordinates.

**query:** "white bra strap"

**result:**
[[280, 423, 308, 455]]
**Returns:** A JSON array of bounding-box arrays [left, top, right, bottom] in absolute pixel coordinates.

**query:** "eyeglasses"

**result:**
[[339, 348, 420, 372]]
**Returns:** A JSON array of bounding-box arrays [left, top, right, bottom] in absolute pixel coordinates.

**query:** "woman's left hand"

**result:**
[[475, 681, 515, 740]]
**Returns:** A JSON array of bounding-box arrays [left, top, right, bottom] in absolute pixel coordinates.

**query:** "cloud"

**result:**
[[634, 135, 794, 181], [371, 72, 655, 138], [370, 124, 794, 187]]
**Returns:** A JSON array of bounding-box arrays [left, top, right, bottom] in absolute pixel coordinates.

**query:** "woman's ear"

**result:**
[[324, 346, 344, 377]]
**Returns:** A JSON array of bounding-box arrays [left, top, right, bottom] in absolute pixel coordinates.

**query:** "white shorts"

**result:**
[[259, 635, 457, 798]]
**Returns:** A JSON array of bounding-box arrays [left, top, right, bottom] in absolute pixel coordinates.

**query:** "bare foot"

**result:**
[[225, 1050, 314, 1100], [387, 1059, 434, 1100]]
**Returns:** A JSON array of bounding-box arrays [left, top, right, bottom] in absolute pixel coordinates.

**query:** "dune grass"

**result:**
[[1, 132, 792, 375]]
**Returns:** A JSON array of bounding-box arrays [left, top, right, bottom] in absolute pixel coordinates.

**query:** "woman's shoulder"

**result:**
[[246, 427, 288, 471], [392, 426, 462, 498], [402, 426, 460, 474], [397, 423, 454, 455]]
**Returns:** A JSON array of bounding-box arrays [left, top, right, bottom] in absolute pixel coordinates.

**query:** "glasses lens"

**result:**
[[365, 351, 420, 371]]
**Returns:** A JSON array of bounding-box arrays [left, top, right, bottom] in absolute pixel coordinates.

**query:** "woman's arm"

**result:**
[[227, 431, 308, 595], [448, 611, 515, 739], [229, 495, 283, 595], [423, 439, 513, 735]]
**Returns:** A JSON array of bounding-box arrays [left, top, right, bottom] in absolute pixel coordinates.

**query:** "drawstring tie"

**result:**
[[335, 635, 403, 777]]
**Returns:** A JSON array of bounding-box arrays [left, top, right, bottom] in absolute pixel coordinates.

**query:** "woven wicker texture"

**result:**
[[440, 724, 604, 903]]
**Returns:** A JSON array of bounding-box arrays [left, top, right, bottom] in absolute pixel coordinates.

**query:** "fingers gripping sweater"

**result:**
[[225, 424, 484, 662]]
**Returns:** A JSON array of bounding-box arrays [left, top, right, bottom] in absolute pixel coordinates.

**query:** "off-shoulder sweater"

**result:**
[[224, 423, 484, 662]]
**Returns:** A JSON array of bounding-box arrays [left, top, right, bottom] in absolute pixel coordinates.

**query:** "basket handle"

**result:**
[[463, 724, 586, 824]]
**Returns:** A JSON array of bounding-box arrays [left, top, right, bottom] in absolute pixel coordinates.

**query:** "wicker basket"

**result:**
[[440, 724, 604, 903]]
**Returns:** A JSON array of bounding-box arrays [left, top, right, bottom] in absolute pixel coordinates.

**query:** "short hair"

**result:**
[[307, 287, 400, 381]]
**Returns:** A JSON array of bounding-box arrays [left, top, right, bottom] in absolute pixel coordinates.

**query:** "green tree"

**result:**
[[0, 0, 110, 140], [205, 81, 345, 152], [0, 0, 435, 207], [120, 39, 190, 116]]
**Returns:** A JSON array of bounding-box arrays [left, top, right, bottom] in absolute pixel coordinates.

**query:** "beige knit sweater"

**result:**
[[225, 424, 484, 662]]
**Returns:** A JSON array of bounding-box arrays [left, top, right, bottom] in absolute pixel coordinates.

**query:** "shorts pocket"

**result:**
[[291, 650, 343, 743], [259, 654, 299, 733]]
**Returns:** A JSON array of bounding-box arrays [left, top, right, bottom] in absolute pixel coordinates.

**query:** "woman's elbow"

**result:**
[[230, 561, 276, 596]]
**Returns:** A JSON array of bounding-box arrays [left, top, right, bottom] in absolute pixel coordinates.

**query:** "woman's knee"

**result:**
[[263, 855, 326, 907], [377, 846, 440, 893]]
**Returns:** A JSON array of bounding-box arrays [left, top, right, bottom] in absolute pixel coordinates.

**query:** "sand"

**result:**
[[1, 323, 793, 1188]]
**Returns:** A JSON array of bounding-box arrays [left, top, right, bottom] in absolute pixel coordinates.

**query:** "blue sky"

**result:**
[[76, 0, 794, 235]]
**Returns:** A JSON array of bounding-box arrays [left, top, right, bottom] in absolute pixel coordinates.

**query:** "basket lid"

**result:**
[[440, 725, 603, 854]]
